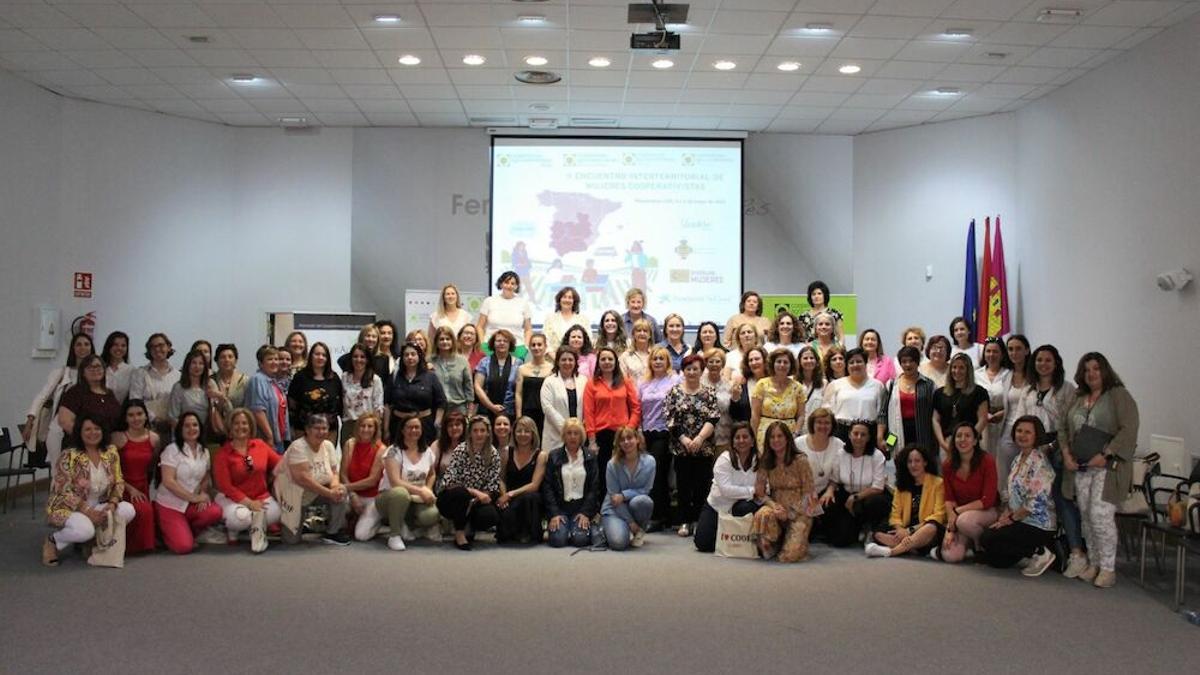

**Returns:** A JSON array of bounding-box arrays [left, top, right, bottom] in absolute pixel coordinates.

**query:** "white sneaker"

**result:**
[[387, 536, 407, 551], [196, 526, 228, 545], [864, 542, 891, 558], [1062, 553, 1089, 578], [398, 522, 414, 540], [1021, 548, 1056, 577], [631, 530, 645, 548], [423, 526, 442, 543], [677, 523, 690, 537]]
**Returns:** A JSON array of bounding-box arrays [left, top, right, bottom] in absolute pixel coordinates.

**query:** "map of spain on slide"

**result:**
[[538, 191, 621, 256]]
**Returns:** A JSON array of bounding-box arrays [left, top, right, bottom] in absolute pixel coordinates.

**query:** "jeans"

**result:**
[[694, 500, 759, 553], [601, 495, 653, 550], [547, 501, 594, 548]]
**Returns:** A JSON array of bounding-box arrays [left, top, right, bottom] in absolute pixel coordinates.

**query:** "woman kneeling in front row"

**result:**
[[274, 414, 351, 545], [43, 415, 136, 567], [752, 421, 820, 562], [979, 416, 1059, 577], [695, 422, 760, 552], [601, 426, 655, 550], [542, 418, 600, 548], [865, 444, 945, 558]]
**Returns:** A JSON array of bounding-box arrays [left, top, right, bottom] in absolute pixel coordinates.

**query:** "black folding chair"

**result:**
[[1139, 474, 1199, 609], [0, 427, 39, 518]]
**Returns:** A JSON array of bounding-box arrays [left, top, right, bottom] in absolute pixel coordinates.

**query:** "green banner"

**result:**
[[761, 294, 857, 336]]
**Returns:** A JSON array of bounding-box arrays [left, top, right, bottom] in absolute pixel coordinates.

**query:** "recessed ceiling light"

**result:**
[[651, 58, 674, 69], [186, 35, 210, 44], [517, 14, 546, 24], [230, 74, 259, 83], [985, 51, 1010, 60], [838, 64, 861, 75], [942, 27, 974, 37], [373, 14, 401, 24], [804, 22, 833, 33], [462, 54, 486, 66], [777, 61, 801, 72], [398, 54, 421, 66], [713, 60, 736, 71], [588, 56, 611, 68], [524, 55, 548, 66], [1037, 8, 1084, 23], [933, 86, 961, 95], [528, 103, 551, 112]]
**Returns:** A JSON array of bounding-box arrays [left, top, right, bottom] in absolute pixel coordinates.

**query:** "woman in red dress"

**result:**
[[111, 399, 160, 554]]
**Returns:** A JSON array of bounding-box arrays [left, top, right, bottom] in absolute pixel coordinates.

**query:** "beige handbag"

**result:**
[[714, 512, 757, 559], [87, 510, 126, 568]]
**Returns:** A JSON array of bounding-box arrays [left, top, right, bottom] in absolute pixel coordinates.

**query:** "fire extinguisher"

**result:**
[[71, 311, 96, 339]]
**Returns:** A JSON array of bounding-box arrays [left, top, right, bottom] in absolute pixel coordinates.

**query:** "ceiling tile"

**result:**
[[429, 26, 503, 49], [817, 119, 872, 134], [0, 51, 78, 70], [361, 26, 434, 50], [129, 49, 199, 68], [893, 92, 958, 110], [1113, 26, 1163, 50], [1050, 25, 1138, 49], [874, 60, 946, 79], [415, 112, 468, 126], [396, 84, 459, 99], [150, 66, 214, 83], [675, 102, 731, 116], [97, 67, 163, 85], [500, 27, 568, 50], [991, 66, 1066, 84], [982, 22, 1069, 47], [868, 0, 956, 17], [669, 117, 724, 130], [777, 104, 837, 120], [1020, 47, 1101, 68], [302, 98, 361, 113], [454, 84, 515, 99], [847, 15, 935, 39], [766, 35, 839, 57], [794, 0, 877, 13], [228, 28, 304, 49], [38, 68, 109, 86], [122, 83, 184, 99], [328, 67, 392, 84], [64, 84, 134, 101], [127, 4, 216, 29], [198, 98, 257, 113], [974, 82, 1037, 98], [215, 112, 271, 126], [892, 40, 970, 62], [23, 28, 108, 50], [174, 81, 237, 98], [275, 4, 356, 29], [1085, 1, 1185, 27], [825, 107, 888, 122], [0, 4, 78, 29], [767, 118, 822, 133], [285, 82, 345, 98], [387, 67, 452, 85], [0, 29, 45, 51], [312, 50, 381, 68], [737, 88, 796, 104], [789, 91, 851, 106], [341, 83, 402, 99], [186, 48, 259, 68], [802, 74, 867, 93], [935, 63, 1007, 81], [956, 43, 1035, 65], [64, 51, 142, 71], [855, 78, 924, 95], [831, 37, 908, 59], [294, 28, 369, 50], [685, 71, 748, 88], [57, 4, 148, 29], [200, 3, 285, 29], [942, 0, 1037, 22], [447, 68, 513, 86], [351, 97, 410, 113], [710, 10, 791, 35]]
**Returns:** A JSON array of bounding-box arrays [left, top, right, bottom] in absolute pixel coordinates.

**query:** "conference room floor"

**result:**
[[1, 500, 1196, 675]]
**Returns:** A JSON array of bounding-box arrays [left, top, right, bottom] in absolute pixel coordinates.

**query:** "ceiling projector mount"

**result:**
[[628, 1, 689, 51]]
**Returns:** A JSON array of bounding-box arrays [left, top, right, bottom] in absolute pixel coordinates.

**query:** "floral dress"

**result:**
[[751, 377, 805, 447], [664, 384, 720, 457], [1007, 449, 1056, 531], [752, 453, 821, 563]]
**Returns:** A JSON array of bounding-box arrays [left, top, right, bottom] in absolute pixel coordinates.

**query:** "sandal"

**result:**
[[42, 535, 60, 567]]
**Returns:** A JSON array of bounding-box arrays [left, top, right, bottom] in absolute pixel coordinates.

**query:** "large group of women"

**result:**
[[27, 274, 1140, 589]]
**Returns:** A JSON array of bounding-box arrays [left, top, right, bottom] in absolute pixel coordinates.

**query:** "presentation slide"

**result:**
[[490, 137, 743, 326]]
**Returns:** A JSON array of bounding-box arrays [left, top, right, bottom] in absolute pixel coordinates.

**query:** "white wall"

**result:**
[[852, 15, 1200, 455], [853, 113, 1018, 345], [1015, 16, 1200, 455], [0, 71, 353, 431]]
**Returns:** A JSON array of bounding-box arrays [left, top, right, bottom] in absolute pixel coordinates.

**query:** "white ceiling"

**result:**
[[1, 0, 1196, 134]]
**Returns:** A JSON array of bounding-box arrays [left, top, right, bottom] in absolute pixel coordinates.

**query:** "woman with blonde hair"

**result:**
[[497, 416, 548, 544], [808, 312, 839, 362], [428, 283, 473, 346], [620, 318, 654, 381], [213, 408, 282, 553], [542, 418, 600, 548], [638, 346, 679, 530], [340, 413, 388, 541], [932, 353, 991, 458], [601, 427, 656, 550]]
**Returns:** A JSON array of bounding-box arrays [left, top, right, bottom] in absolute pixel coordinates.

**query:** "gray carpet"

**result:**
[[1, 501, 1196, 675]]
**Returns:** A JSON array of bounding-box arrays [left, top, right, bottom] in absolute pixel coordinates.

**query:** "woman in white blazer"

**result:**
[[540, 346, 588, 452], [24, 333, 95, 467]]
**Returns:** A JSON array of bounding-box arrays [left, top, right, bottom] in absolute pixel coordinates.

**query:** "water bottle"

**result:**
[[1184, 609, 1200, 627]]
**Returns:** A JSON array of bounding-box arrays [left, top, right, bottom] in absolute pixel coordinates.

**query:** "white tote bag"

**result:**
[[714, 512, 757, 559]]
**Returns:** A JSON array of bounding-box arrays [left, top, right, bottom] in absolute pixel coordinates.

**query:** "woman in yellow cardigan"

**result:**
[[865, 444, 945, 558]]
